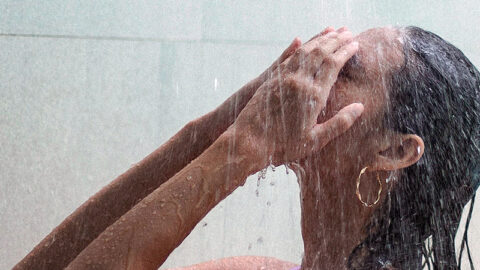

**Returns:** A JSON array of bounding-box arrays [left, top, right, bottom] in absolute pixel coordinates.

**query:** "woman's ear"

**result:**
[[370, 134, 424, 171]]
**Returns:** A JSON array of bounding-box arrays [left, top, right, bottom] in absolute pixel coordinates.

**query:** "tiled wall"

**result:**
[[1, 1, 479, 269]]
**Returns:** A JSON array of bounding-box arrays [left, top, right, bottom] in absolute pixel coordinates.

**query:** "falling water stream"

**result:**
[[1, 1, 480, 270]]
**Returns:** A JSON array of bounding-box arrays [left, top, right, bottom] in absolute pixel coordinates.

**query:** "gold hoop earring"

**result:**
[[356, 167, 382, 207]]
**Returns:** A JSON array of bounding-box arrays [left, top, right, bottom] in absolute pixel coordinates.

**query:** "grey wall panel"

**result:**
[[0, 1, 202, 40]]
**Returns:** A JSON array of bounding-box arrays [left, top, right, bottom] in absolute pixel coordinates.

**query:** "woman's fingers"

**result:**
[[288, 28, 354, 75], [303, 28, 353, 59], [279, 37, 302, 63], [307, 103, 364, 152], [264, 38, 302, 79], [287, 27, 344, 71], [314, 41, 359, 92], [311, 41, 358, 109], [306, 31, 354, 75], [318, 30, 353, 57], [337, 26, 348, 33], [301, 31, 336, 57], [303, 27, 344, 54], [306, 26, 335, 43]]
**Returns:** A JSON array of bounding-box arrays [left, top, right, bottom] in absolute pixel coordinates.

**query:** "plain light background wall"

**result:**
[[1, 1, 479, 269]]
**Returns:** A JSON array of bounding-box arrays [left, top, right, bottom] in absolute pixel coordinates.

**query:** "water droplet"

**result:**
[[257, 168, 267, 184], [257, 237, 263, 244]]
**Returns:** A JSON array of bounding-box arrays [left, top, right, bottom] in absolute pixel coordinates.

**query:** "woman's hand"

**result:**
[[200, 28, 340, 140], [233, 28, 364, 168], [248, 27, 336, 94]]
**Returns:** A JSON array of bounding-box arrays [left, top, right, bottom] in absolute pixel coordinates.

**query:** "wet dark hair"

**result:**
[[348, 26, 480, 269]]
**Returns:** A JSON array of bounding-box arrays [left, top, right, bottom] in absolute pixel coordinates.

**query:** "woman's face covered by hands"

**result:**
[[232, 27, 364, 171]]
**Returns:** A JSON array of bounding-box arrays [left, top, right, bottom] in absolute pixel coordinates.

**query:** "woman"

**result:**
[[169, 26, 480, 269], [14, 26, 480, 269]]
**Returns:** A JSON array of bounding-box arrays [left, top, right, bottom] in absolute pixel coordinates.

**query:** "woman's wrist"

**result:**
[[216, 127, 266, 178]]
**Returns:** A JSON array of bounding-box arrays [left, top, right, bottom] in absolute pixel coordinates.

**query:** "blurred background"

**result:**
[[1, 0, 479, 269]]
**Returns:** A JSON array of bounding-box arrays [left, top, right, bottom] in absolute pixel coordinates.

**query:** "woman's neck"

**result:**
[[297, 160, 374, 269]]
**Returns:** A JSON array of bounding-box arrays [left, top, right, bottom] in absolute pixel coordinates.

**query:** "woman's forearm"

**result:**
[[66, 129, 259, 270], [13, 38, 300, 270], [13, 81, 260, 270], [64, 26, 358, 267]]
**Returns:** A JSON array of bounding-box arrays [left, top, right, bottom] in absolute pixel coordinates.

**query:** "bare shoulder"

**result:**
[[165, 256, 299, 270]]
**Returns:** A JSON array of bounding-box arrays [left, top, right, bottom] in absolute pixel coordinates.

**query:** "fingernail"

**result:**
[[324, 26, 335, 32], [351, 103, 364, 117], [290, 37, 301, 48]]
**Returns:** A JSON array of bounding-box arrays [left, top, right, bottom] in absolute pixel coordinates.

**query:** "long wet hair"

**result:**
[[348, 26, 480, 269]]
